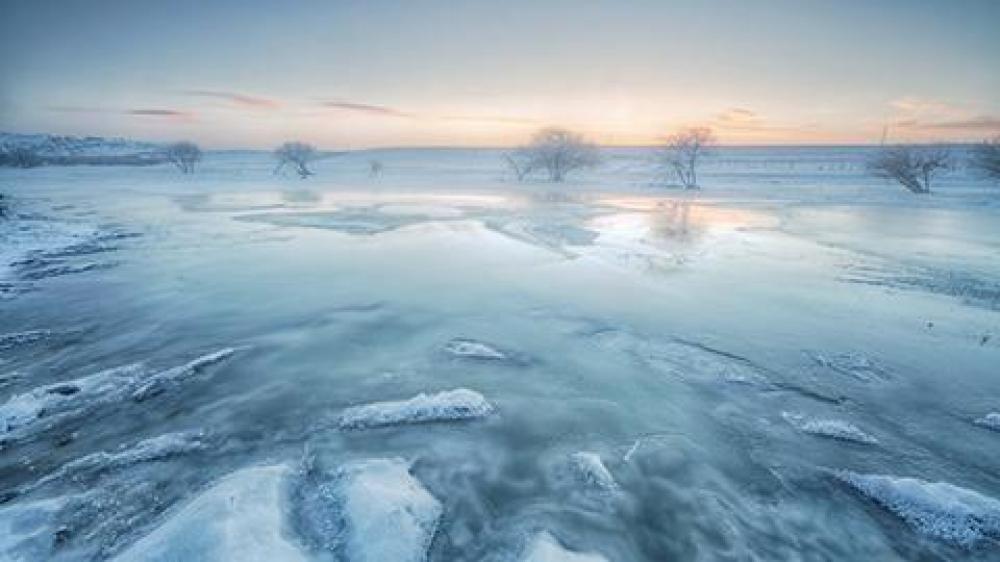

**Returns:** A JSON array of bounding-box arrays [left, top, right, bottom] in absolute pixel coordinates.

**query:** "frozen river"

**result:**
[[1, 147, 999, 561]]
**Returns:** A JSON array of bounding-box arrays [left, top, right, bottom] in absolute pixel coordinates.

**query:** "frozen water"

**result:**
[[568, 452, 617, 490], [522, 531, 608, 562], [2, 147, 999, 560], [0, 497, 67, 562], [782, 412, 878, 444], [111, 464, 307, 562], [837, 471, 1000, 548], [339, 388, 494, 430]]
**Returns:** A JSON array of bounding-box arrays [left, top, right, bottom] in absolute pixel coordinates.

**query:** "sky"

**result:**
[[1, 0, 998, 148]]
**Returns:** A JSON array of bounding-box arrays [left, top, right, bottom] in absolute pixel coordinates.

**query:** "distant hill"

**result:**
[[0, 132, 166, 166]]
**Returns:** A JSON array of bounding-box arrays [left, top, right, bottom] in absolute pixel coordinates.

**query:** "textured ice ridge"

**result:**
[[0, 348, 237, 443], [782, 412, 878, 444], [837, 471, 1000, 547], [32, 431, 206, 490], [338, 388, 494, 430]]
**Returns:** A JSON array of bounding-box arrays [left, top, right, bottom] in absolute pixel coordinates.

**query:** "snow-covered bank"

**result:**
[[338, 388, 495, 430]]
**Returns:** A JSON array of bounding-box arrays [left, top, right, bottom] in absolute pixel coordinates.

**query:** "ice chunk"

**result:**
[[569, 452, 617, 490], [442, 338, 508, 361], [836, 471, 1000, 547], [112, 465, 307, 562], [338, 388, 494, 430], [523, 531, 608, 562], [0, 497, 66, 562], [782, 412, 878, 444], [339, 458, 442, 562], [31, 431, 206, 490], [974, 412, 1000, 431]]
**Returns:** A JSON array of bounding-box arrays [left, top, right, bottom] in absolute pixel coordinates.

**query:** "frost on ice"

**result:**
[[836, 471, 1000, 547], [0, 330, 53, 350], [442, 337, 508, 361], [111, 464, 307, 562], [974, 412, 1000, 431], [338, 388, 494, 430], [782, 412, 878, 444], [569, 452, 617, 490], [522, 531, 608, 562]]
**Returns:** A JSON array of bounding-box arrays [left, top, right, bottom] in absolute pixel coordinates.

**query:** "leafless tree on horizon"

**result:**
[[164, 141, 202, 173], [274, 142, 318, 178], [504, 127, 598, 182], [658, 127, 714, 189], [867, 144, 951, 194], [970, 136, 1000, 181]]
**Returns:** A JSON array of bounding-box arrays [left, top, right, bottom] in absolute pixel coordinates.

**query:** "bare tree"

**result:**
[[867, 144, 951, 194], [505, 128, 598, 182], [658, 127, 714, 189], [369, 160, 384, 177], [969, 137, 1000, 181], [274, 142, 318, 178], [164, 141, 202, 173]]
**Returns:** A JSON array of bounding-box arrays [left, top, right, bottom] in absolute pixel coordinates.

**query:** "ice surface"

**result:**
[[974, 412, 1000, 431], [442, 338, 508, 361], [338, 458, 443, 562], [569, 452, 617, 490], [522, 531, 608, 562], [338, 388, 494, 430], [112, 464, 307, 562], [837, 471, 1000, 547], [782, 412, 878, 444]]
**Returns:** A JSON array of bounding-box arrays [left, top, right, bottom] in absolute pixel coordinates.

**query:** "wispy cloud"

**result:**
[[438, 114, 539, 126], [126, 108, 195, 120], [47, 105, 111, 114], [183, 90, 280, 110], [898, 116, 1000, 133], [716, 107, 759, 125], [320, 101, 414, 118]]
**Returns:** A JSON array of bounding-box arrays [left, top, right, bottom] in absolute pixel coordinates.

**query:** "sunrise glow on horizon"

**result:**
[[2, 0, 998, 149]]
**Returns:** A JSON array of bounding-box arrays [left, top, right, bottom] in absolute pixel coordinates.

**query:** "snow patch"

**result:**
[[112, 464, 306, 562], [338, 388, 494, 430], [131, 347, 239, 401], [782, 412, 878, 444], [522, 531, 608, 562], [837, 471, 1000, 547], [809, 351, 890, 382]]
